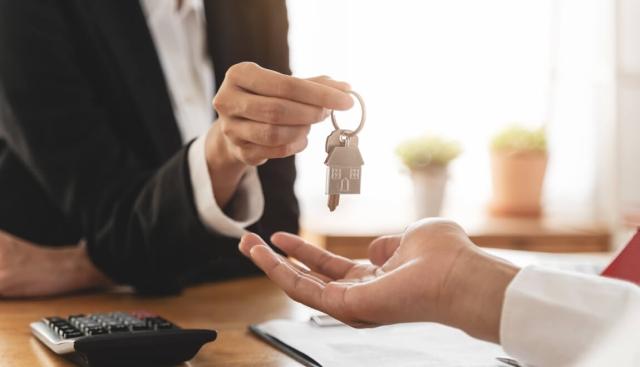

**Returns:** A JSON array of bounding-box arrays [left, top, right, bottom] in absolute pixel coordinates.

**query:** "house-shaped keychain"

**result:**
[[325, 144, 364, 195]]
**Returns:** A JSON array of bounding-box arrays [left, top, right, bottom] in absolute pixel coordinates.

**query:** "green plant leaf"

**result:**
[[395, 135, 462, 169], [491, 125, 547, 152]]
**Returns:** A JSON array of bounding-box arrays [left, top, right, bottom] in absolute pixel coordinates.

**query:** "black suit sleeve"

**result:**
[[0, 0, 298, 294]]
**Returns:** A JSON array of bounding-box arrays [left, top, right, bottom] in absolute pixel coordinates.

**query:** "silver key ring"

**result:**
[[331, 90, 365, 137]]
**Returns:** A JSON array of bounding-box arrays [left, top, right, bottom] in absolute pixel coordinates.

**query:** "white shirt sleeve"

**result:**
[[500, 265, 640, 367], [187, 135, 265, 238]]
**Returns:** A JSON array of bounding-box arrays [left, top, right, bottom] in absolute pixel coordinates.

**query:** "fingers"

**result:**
[[238, 233, 332, 283], [228, 136, 308, 166], [270, 232, 356, 280], [239, 233, 401, 327], [368, 235, 402, 266], [212, 62, 354, 166], [306, 76, 352, 93], [225, 62, 354, 110], [238, 232, 268, 257], [217, 91, 330, 126], [248, 244, 326, 310], [221, 118, 311, 147]]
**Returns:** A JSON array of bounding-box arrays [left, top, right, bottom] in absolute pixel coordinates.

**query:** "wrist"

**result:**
[[62, 243, 113, 289], [441, 247, 519, 343], [203, 122, 250, 208], [205, 122, 247, 181]]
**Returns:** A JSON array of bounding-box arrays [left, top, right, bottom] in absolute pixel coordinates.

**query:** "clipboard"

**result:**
[[249, 319, 511, 367]]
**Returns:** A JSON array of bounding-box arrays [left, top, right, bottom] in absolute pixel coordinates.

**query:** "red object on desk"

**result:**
[[601, 229, 640, 285]]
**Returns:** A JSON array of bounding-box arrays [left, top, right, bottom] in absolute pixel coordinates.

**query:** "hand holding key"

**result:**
[[203, 62, 353, 208], [208, 62, 353, 167]]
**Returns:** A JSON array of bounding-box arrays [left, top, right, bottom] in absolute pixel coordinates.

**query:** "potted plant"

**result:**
[[396, 135, 461, 218], [489, 125, 547, 217]]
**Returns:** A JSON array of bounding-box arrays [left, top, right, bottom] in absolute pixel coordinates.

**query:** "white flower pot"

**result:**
[[410, 165, 448, 219]]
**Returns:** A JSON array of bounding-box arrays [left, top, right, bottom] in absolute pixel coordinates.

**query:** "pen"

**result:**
[[496, 357, 523, 367]]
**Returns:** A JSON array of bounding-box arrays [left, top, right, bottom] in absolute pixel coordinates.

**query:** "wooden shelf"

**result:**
[[301, 212, 611, 259]]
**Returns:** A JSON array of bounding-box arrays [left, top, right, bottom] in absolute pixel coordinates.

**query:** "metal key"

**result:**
[[324, 91, 366, 212], [325, 134, 363, 211]]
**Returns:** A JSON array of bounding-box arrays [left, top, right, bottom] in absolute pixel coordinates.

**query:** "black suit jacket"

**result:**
[[0, 0, 298, 294]]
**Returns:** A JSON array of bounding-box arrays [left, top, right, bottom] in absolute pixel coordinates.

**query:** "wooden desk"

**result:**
[[0, 277, 309, 366]]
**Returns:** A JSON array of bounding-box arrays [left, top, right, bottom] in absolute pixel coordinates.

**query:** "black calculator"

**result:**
[[30, 311, 217, 367]]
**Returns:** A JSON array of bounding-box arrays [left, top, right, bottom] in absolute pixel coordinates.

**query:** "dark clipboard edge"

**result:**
[[248, 324, 322, 367]]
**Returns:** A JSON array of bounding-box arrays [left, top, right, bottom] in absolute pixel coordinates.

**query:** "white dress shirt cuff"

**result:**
[[500, 265, 640, 367], [187, 135, 264, 238]]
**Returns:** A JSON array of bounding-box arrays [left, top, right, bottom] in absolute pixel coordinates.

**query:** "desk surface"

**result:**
[[0, 277, 309, 366]]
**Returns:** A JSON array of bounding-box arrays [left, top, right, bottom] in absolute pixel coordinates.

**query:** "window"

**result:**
[[288, 0, 616, 228]]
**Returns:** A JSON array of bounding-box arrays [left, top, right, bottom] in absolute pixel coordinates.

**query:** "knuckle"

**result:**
[[407, 218, 465, 240], [262, 125, 282, 144], [226, 61, 257, 81], [275, 79, 294, 97], [212, 94, 230, 114], [264, 102, 286, 123], [224, 65, 239, 81], [269, 143, 296, 159], [272, 145, 291, 158]]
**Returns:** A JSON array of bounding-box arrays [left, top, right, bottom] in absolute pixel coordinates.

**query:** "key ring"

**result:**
[[331, 90, 366, 137]]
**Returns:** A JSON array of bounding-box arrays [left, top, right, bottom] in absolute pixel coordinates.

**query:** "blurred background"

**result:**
[[287, 0, 640, 253]]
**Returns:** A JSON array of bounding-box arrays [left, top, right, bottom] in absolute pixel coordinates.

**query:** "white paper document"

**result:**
[[255, 319, 507, 367]]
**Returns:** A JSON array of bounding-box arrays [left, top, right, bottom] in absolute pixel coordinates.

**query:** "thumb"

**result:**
[[368, 235, 402, 266]]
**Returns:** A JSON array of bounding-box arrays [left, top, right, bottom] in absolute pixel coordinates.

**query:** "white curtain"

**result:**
[[614, 0, 640, 242], [286, 0, 618, 234]]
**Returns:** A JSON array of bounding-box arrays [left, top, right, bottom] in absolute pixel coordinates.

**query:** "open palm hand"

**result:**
[[239, 218, 486, 329]]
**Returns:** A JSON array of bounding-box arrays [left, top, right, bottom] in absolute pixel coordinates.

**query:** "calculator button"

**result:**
[[45, 317, 68, 327], [56, 325, 75, 334], [61, 330, 84, 339], [144, 317, 174, 330], [85, 327, 108, 335], [100, 321, 120, 328]]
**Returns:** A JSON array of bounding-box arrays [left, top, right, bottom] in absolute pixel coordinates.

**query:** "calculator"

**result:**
[[30, 311, 217, 367]]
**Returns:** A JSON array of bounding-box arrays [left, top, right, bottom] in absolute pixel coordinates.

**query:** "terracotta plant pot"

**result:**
[[489, 150, 547, 217], [410, 165, 448, 219]]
